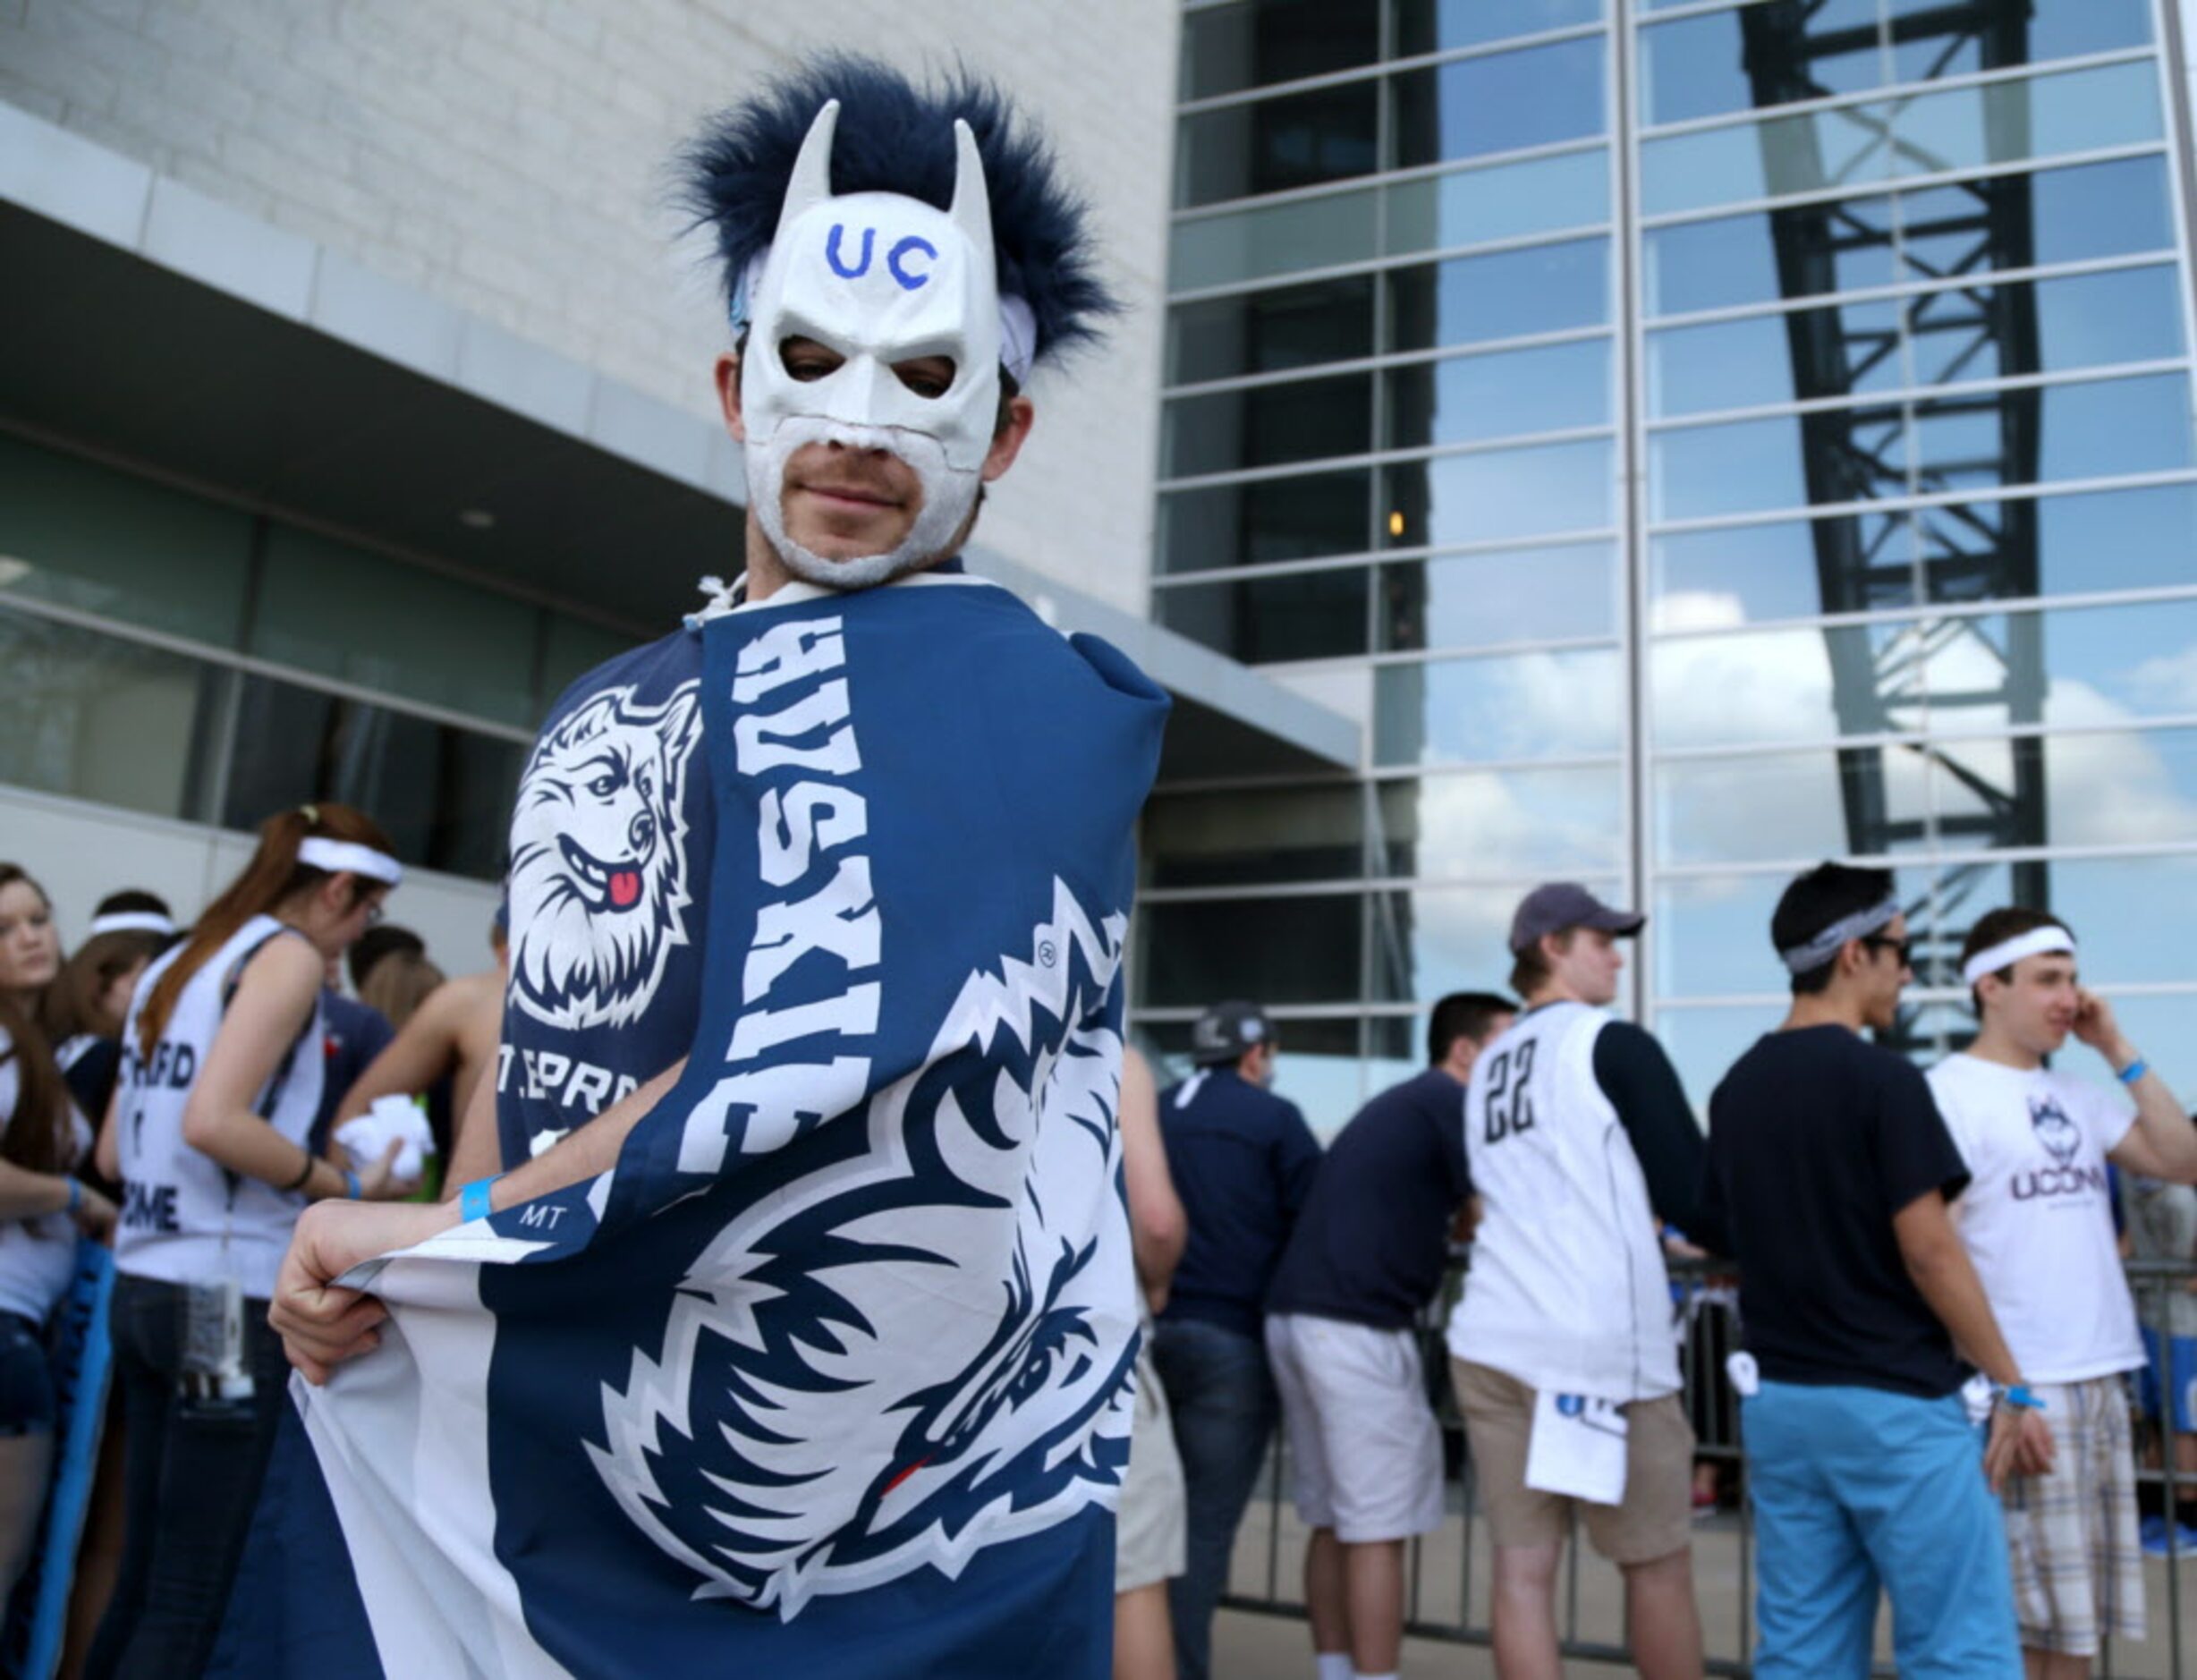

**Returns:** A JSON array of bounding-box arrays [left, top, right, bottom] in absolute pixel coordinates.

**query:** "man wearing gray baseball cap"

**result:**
[[1154, 1000, 1322, 1680], [1446, 883, 1709, 1680]]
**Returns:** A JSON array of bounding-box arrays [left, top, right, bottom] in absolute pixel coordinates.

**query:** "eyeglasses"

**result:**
[[1862, 934, 1912, 967]]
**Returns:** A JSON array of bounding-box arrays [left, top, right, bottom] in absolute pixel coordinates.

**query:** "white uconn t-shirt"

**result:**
[[1446, 1000, 1680, 1401], [115, 915, 326, 1300], [1929, 1052, 2142, 1384]]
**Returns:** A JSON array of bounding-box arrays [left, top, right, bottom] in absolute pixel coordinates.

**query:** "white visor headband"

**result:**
[[1962, 925, 2074, 987], [298, 836, 403, 887], [88, 911, 175, 938], [734, 252, 1038, 386], [1779, 896, 1899, 973]]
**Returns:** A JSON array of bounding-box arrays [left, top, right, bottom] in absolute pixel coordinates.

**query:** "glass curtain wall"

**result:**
[[0, 432, 637, 881], [1145, 0, 2197, 1130]]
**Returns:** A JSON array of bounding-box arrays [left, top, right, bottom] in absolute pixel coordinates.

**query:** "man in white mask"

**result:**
[[264, 57, 1169, 1680]]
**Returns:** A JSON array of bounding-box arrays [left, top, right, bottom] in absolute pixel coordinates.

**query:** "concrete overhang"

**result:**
[[0, 102, 1356, 780]]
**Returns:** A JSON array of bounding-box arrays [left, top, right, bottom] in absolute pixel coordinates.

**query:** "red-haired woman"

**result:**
[[88, 808, 411, 1680], [0, 865, 117, 1593]]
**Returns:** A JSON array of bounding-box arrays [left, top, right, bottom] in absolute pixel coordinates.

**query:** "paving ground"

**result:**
[[1209, 1486, 2197, 1679]]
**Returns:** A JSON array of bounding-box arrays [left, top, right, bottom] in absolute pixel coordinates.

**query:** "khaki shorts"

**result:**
[[1115, 1336, 1187, 1591], [2005, 1375, 2144, 1656], [1451, 1358, 1692, 1566]]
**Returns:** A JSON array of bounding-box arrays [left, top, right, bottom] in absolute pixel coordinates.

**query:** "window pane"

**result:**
[[1656, 872, 1807, 1000], [1380, 540, 1616, 651], [1375, 647, 1622, 765], [222, 675, 523, 881], [1375, 768, 1624, 877], [0, 434, 250, 649], [1164, 370, 1373, 478], [1925, 853, 2197, 987], [1921, 482, 2197, 606], [1168, 275, 1377, 384], [1647, 299, 1903, 418], [1383, 148, 1609, 258], [252, 526, 539, 727], [1372, 879, 1620, 1000], [1650, 373, 2196, 521], [1384, 437, 1615, 548], [1925, 600, 2197, 732], [1387, 237, 1610, 352], [1155, 566, 1371, 661], [1159, 466, 1369, 572], [1656, 742, 1930, 864], [1171, 185, 1380, 291], [1652, 620, 1922, 750], [1640, 62, 2162, 217], [1643, 189, 1898, 316], [1178, 81, 1379, 208], [2026, 155, 2176, 267], [1393, 37, 1607, 169], [1142, 783, 1365, 887], [1394, 0, 1603, 55], [1930, 728, 2197, 849], [1135, 894, 1362, 1005], [0, 608, 224, 822], [1653, 511, 1921, 624], [1387, 338, 1611, 449], [1181, 0, 1380, 101]]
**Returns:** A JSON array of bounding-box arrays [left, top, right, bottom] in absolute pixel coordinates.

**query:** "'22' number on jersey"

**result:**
[[1482, 1042, 1537, 1145]]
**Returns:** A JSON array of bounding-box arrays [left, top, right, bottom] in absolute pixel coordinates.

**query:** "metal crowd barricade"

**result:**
[[1220, 1253, 2197, 1679]]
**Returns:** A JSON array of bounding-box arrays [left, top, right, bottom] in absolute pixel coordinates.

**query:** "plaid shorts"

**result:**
[[2003, 1375, 2145, 1657]]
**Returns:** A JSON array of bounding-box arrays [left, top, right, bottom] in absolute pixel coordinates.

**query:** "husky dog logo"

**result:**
[[2030, 1095, 2082, 1167], [508, 682, 702, 1030], [591, 882, 1137, 1616]]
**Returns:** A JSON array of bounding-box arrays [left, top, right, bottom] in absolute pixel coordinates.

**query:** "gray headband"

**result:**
[[1779, 896, 1899, 973]]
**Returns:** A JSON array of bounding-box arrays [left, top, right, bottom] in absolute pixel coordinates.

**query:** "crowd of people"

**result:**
[[0, 819, 504, 1676], [1124, 870, 2197, 1680]]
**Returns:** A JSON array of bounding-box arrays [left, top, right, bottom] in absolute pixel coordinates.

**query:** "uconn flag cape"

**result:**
[[253, 575, 1167, 1677]]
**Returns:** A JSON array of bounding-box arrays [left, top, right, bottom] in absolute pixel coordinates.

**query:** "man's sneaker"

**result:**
[[2141, 1516, 2197, 1557]]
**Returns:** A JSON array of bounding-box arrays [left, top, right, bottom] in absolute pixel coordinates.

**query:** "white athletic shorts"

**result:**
[[1115, 1333, 1187, 1591], [1265, 1311, 1446, 1543]]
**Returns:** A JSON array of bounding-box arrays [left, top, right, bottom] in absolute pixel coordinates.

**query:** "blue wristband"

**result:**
[[2003, 1384, 2045, 1413], [64, 1179, 81, 1216], [460, 1176, 499, 1223], [2117, 1058, 2149, 1085], [343, 1169, 362, 1201]]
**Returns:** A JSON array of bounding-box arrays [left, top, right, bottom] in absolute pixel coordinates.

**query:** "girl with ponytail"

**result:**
[[0, 864, 116, 1596], [89, 806, 411, 1680]]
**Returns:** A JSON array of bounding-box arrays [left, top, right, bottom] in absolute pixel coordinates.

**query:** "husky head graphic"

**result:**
[[2030, 1095, 2082, 1167], [590, 882, 1138, 1616], [508, 682, 702, 1031]]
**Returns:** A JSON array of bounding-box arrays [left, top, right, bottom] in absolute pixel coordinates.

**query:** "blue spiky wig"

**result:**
[[680, 54, 1118, 367]]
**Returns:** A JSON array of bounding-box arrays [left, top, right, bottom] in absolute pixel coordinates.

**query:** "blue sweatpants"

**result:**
[[1744, 1380, 2019, 1679]]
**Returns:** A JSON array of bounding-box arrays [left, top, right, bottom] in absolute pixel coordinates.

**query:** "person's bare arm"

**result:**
[[272, 1056, 687, 1382], [439, 1046, 505, 1196], [1118, 1047, 1185, 1313], [95, 1077, 123, 1185], [182, 938, 398, 1201], [2085, 990, 2197, 1181], [330, 984, 465, 1129], [1892, 1188, 2053, 1488]]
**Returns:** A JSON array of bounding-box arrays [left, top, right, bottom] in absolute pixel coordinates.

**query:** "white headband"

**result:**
[[87, 911, 174, 938], [734, 252, 1039, 386], [298, 837, 403, 887], [1779, 896, 1900, 973], [1962, 925, 2074, 988]]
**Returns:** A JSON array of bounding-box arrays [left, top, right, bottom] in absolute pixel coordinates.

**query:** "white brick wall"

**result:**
[[0, 0, 1178, 615]]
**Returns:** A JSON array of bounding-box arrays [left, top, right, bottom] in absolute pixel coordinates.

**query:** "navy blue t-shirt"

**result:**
[[496, 623, 714, 1167], [1698, 1024, 1971, 1398], [1156, 1066, 1322, 1339], [1266, 1068, 1469, 1331]]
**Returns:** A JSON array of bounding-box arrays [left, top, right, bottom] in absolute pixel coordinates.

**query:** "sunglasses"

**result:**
[[1861, 933, 1912, 966]]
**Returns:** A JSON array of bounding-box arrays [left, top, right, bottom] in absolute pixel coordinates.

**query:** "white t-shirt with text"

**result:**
[[1928, 1051, 2142, 1384]]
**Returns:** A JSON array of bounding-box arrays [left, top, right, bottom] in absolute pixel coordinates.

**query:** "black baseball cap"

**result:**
[[1191, 1001, 1273, 1065], [1508, 883, 1645, 955]]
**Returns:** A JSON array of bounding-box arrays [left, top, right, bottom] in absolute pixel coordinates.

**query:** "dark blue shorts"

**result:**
[[0, 1311, 56, 1437]]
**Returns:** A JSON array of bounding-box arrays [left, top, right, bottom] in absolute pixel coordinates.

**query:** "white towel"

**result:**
[[335, 1095, 434, 1184]]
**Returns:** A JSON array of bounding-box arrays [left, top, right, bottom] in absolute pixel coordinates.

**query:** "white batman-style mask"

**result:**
[[740, 100, 1005, 588]]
